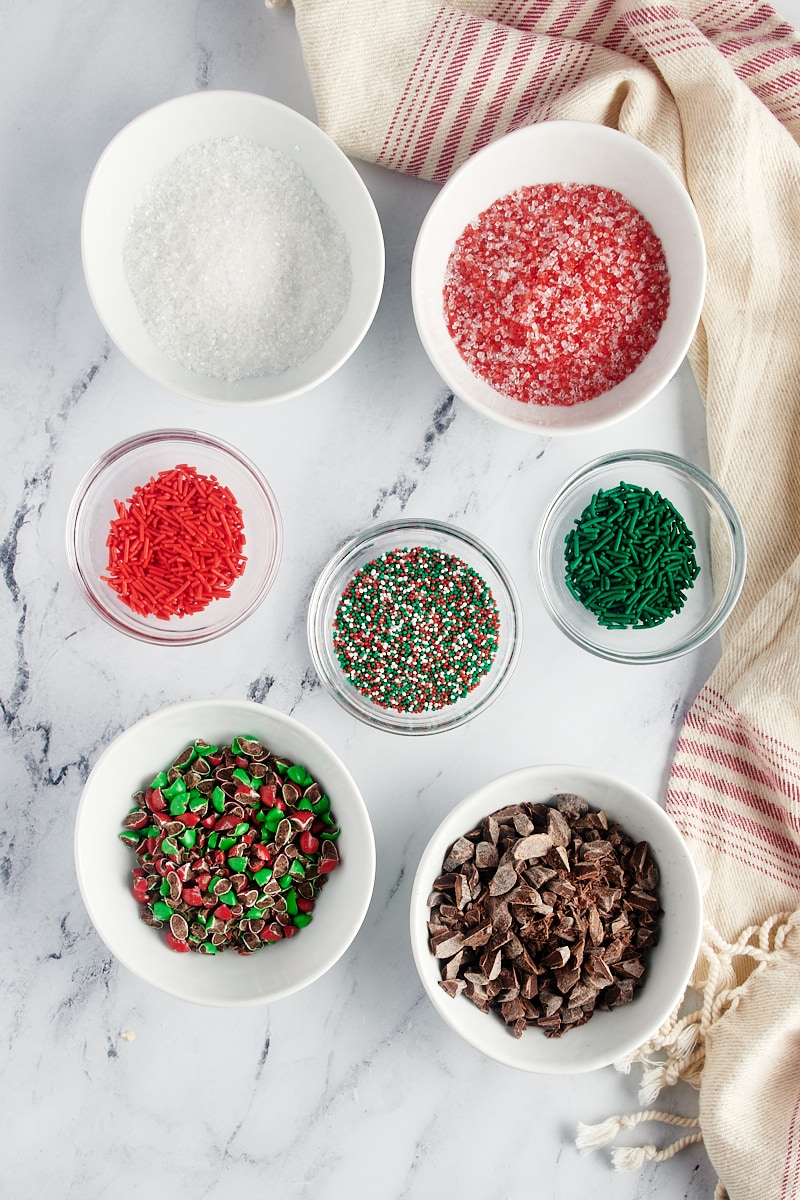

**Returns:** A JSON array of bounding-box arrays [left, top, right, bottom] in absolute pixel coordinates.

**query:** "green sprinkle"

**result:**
[[564, 480, 700, 630]]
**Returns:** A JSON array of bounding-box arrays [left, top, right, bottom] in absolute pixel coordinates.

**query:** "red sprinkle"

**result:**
[[101, 463, 247, 620], [443, 183, 670, 407]]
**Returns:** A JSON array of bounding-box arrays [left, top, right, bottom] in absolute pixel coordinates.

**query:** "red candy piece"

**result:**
[[182, 887, 203, 907], [214, 813, 240, 831], [317, 857, 339, 874], [146, 787, 166, 812], [214, 904, 233, 920], [299, 831, 319, 855], [297, 897, 315, 913], [283, 924, 299, 937], [166, 931, 190, 953], [132, 877, 149, 904]]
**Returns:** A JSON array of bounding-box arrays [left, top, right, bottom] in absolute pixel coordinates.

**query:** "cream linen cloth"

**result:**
[[267, 2, 800, 1195]]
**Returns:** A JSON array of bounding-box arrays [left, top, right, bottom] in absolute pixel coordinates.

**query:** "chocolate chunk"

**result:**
[[443, 836, 476, 871], [427, 792, 662, 1040]]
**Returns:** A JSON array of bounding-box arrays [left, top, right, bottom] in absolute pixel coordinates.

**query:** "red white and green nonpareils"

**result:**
[[332, 545, 500, 713]]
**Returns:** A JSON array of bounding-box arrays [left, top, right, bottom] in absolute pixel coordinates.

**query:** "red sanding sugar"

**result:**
[[443, 183, 670, 407]]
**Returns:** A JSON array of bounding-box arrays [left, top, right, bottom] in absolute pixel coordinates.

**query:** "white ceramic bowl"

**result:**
[[82, 90, 385, 405], [410, 765, 702, 1073], [75, 700, 376, 1006], [412, 121, 706, 436]]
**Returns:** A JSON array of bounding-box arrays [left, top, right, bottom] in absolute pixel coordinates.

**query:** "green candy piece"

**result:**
[[289, 860, 306, 878], [228, 856, 248, 872], [275, 762, 288, 775], [159, 878, 171, 897], [208, 832, 220, 849], [320, 828, 341, 840], [160, 837, 179, 857], [312, 795, 330, 814], [209, 876, 224, 893], [264, 808, 284, 831], [245, 906, 266, 920], [285, 890, 298, 916], [188, 792, 207, 813], [219, 889, 237, 907], [179, 829, 197, 849], [152, 900, 173, 921], [195, 741, 218, 756], [118, 830, 139, 846], [320, 811, 337, 827], [234, 822, 249, 837], [232, 767, 252, 786], [278, 873, 293, 890], [143, 825, 161, 839], [286, 764, 308, 785], [150, 771, 169, 789], [169, 796, 188, 816], [211, 786, 226, 813], [293, 913, 313, 928], [163, 777, 186, 800], [296, 796, 314, 811], [202, 942, 219, 954], [252, 867, 272, 886], [219, 836, 236, 851]]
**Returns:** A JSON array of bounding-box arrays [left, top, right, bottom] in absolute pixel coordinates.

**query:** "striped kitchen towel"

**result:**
[[268, 2, 800, 1196]]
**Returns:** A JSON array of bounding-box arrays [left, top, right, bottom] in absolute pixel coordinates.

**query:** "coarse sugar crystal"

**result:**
[[124, 136, 352, 380], [443, 182, 670, 407]]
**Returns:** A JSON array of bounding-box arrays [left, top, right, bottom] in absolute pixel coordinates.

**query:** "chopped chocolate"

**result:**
[[427, 793, 662, 1038]]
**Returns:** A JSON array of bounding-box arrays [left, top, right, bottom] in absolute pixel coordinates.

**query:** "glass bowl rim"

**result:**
[[307, 516, 523, 735], [65, 426, 283, 646], [534, 448, 747, 665]]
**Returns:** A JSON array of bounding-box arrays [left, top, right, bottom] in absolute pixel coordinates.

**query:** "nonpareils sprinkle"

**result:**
[[101, 463, 246, 620], [119, 736, 341, 954], [564, 481, 700, 629], [443, 183, 670, 407], [332, 545, 500, 713]]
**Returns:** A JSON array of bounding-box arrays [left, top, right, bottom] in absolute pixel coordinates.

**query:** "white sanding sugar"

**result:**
[[123, 137, 352, 380]]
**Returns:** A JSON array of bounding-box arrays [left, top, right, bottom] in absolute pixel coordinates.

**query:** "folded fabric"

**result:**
[[269, 2, 800, 1195]]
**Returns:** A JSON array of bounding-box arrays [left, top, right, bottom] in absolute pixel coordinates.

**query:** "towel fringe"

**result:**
[[576, 909, 800, 1183]]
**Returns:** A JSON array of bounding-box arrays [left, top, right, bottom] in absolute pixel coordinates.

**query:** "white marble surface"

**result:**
[[4, 2, 796, 1196]]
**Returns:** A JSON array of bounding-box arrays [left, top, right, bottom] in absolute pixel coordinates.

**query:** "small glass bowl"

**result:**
[[535, 450, 746, 664], [308, 518, 522, 735], [66, 429, 282, 645]]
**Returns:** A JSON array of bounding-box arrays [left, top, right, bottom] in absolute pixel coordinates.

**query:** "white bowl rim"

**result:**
[[81, 89, 385, 407], [74, 698, 376, 1005], [409, 762, 703, 1073], [411, 120, 707, 436]]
